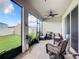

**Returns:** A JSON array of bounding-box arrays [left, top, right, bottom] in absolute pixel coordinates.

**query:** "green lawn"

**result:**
[[0, 34, 21, 53]]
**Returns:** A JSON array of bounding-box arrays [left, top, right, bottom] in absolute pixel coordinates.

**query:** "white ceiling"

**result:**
[[30, 0, 72, 18]]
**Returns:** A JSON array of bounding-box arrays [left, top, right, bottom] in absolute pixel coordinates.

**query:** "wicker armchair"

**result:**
[[53, 33, 63, 44], [46, 39, 69, 59]]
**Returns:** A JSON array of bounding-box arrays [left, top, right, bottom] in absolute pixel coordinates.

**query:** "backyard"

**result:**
[[0, 34, 21, 53]]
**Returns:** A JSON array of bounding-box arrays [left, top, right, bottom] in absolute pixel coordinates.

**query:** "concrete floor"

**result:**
[[15, 40, 76, 59]]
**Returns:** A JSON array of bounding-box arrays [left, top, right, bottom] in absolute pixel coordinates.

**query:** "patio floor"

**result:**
[[15, 40, 76, 59]]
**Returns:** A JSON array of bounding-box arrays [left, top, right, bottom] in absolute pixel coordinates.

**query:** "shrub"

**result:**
[[27, 32, 39, 45]]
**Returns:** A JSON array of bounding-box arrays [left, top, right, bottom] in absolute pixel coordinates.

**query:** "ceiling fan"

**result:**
[[43, 10, 58, 20], [48, 10, 58, 17]]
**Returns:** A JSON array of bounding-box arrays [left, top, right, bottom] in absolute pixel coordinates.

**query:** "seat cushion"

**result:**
[[47, 44, 61, 54]]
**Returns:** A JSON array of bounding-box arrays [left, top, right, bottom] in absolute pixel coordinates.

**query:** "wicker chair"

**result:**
[[46, 39, 69, 59], [53, 33, 63, 44]]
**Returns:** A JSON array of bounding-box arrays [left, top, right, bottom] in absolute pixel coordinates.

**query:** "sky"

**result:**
[[0, 0, 21, 26]]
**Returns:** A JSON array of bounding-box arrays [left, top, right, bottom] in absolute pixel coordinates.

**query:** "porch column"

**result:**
[[24, 9, 29, 52], [22, 8, 29, 53]]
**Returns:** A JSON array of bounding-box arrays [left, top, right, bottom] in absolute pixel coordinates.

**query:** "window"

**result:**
[[28, 13, 37, 44], [0, 0, 21, 53], [28, 13, 37, 35]]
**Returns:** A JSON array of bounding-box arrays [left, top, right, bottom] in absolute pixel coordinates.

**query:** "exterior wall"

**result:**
[[43, 17, 62, 35], [29, 27, 36, 34], [0, 28, 15, 36], [15, 24, 21, 35], [0, 24, 21, 36]]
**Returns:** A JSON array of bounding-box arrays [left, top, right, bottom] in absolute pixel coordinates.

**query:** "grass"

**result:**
[[0, 34, 21, 53]]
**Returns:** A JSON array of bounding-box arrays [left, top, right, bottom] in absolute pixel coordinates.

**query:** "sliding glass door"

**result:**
[[65, 6, 78, 53], [71, 6, 78, 52]]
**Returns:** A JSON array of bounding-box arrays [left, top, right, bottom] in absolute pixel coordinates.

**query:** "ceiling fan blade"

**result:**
[[51, 14, 58, 17], [43, 16, 52, 20], [44, 9, 58, 18], [53, 14, 58, 15]]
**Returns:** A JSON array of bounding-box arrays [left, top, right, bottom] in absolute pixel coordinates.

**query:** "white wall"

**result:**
[[15, 24, 21, 35], [43, 17, 62, 35], [0, 28, 15, 36], [0, 24, 21, 36]]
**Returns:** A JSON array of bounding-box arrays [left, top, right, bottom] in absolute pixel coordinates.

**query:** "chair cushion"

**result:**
[[47, 44, 60, 54]]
